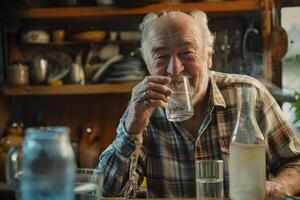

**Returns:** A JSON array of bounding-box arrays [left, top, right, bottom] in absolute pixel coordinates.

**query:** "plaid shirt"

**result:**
[[97, 71, 300, 198]]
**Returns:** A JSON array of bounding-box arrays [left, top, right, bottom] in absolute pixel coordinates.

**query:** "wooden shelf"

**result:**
[[20, 41, 94, 46], [2, 82, 137, 96], [20, 40, 139, 46], [20, 1, 261, 20], [7, 0, 265, 96]]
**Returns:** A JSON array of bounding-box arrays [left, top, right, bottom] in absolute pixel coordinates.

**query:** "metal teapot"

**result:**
[[30, 57, 48, 85]]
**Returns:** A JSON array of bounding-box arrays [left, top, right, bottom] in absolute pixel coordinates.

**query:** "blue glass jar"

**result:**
[[20, 127, 76, 200]]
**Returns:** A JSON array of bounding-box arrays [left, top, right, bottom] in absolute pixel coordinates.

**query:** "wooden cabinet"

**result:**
[[0, 0, 273, 167], [2, 0, 274, 95], [3, 0, 272, 95]]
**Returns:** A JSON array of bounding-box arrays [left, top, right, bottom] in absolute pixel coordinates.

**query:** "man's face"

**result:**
[[145, 12, 212, 105]]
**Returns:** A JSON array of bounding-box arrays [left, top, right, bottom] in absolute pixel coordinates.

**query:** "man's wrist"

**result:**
[[124, 118, 141, 135], [124, 122, 143, 146]]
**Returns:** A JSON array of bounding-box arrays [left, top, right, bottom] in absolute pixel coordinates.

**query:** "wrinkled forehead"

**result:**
[[147, 12, 202, 46], [153, 11, 197, 28]]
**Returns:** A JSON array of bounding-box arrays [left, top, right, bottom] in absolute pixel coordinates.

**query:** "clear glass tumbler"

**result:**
[[75, 168, 103, 200], [166, 75, 194, 122], [195, 160, 224, 200]]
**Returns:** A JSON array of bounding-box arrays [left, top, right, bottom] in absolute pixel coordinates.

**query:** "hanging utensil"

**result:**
[[239, 20, 263, 78], [271, 0, 288, 62], [242, 20, 259, 59]]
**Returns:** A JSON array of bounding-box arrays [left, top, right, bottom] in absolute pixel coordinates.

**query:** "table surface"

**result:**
[[2, 182, 299, 200], [103, 197, 299, 200]]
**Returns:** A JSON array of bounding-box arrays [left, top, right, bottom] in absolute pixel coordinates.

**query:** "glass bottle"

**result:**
[[229, 87, 266, 200], [20, 127, 76, 200]]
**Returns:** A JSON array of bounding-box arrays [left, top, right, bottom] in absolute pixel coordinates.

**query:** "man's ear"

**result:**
[[207, 52, 212, 69]]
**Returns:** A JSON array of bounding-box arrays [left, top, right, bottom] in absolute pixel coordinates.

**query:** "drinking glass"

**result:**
[[75, 168, 103, 200], [195, 160, 224, 200], [166, 75, 194, 121]]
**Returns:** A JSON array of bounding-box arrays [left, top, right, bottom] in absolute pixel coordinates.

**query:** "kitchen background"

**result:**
[[281, 6, 300, 138], [0, 0, 300, 183]]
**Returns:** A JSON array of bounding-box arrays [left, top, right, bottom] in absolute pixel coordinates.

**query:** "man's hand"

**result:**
[[266, 168, 300, 197], [125, 76, 172, 135], [266, 180, 290, 197]]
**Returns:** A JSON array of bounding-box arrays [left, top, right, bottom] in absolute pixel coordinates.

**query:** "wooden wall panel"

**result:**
[[0, 96, 9, 136], [5, 94, 131, 166], [23, 94, 130, 136]]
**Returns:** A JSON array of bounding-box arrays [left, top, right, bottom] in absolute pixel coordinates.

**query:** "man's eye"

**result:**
[[182, 51, 193, 55], [156, 55, 168, 60], [180, 51, 193, 58]]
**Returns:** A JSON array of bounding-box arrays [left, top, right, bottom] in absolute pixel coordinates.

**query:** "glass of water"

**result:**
[[166, 75, 194, 121], [195, 160, 224, 200], [75, 168, 103, 200]]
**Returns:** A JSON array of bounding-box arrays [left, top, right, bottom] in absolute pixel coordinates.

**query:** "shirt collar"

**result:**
[[208, 71, 226, 109]]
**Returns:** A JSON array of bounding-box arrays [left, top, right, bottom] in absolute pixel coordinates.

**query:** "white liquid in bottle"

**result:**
[[229, 143, 266, 200]]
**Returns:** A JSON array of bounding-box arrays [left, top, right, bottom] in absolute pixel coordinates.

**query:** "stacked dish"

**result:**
[[104, 57, 147, 83]]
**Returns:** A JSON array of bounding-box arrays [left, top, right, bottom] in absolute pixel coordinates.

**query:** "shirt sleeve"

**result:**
[[257, 87, 300, 175], [95, 111, 146, 197]]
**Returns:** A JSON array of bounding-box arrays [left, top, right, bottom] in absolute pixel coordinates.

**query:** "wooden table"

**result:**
[[103, 197, 298, 200]]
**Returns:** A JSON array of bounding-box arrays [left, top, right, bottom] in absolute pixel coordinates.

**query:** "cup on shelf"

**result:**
[[52, 29, 66, 43]]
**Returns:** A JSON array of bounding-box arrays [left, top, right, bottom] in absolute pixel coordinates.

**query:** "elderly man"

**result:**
[[97, 10, 300, 198]]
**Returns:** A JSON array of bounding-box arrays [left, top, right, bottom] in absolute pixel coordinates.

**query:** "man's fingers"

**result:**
[[141, 89, 169, 103], [141, 99, 168, 108], [266, 181, 288, 197], [143, 75, 170, 85]]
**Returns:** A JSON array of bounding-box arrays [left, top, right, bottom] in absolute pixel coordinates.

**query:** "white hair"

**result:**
[[139, 10, 215, 68]]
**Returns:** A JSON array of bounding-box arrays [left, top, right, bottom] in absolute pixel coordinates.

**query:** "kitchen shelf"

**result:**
[[20, 40, 139, 46], [19, 0, 261, 20], [6, 0, 269, 96], [2, 82, 137, 96], [20, 41, 94, 46]]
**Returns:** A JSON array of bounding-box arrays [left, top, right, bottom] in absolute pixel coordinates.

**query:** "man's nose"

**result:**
[[166, 56, 184, 76]]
